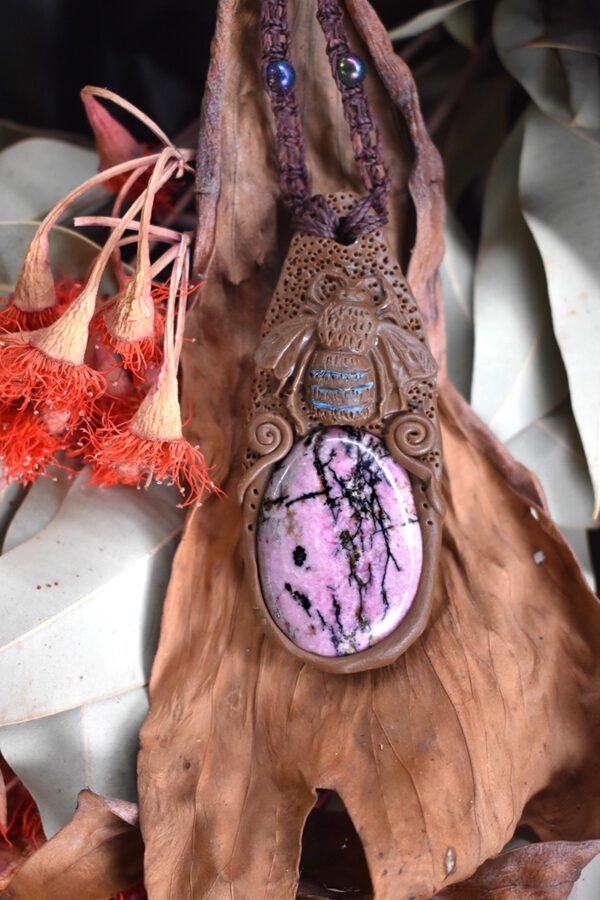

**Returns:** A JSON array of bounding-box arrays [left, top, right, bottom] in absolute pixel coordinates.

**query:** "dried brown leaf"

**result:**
[[137, 0, 600, 897], [4, 790, 143, 899], [432, 840, 600, 899], [0, 764, 6, 831], [0, 846, 27, 895]]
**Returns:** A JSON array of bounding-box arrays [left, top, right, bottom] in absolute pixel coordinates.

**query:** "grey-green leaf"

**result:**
[[519, 106, 600, 517], [506, 400, 595, 528], [440, 211, 474, 398], [0, 138, 99, 221], [470, 119, 567, 443], [444, 2, 477, 50], [389, 0, 474, 42], [0, 472, 184, 835], [494, 0, 600, 132]]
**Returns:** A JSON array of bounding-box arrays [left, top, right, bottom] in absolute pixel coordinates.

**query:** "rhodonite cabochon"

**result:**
[[256, 427, 423, 656]]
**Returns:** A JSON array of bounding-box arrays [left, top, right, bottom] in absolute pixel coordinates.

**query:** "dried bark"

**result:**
[[138, 0, 600, 897], [4, 791, 143, 899]]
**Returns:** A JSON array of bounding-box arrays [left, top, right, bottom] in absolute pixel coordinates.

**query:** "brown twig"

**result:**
[[397, 25, 442, 63]]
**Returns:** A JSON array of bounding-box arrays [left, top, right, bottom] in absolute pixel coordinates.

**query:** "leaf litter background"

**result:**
[[0, 0, 599, 896]]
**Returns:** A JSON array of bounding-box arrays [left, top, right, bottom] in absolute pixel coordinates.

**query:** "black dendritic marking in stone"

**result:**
[[312, 428, 403, 621], [293, 545, 307, 567], [284, 581, 311, 614]]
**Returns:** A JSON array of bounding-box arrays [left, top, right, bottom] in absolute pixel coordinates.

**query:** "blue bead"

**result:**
[[337, 54, 366, 87], [266, 60, 296, 94]]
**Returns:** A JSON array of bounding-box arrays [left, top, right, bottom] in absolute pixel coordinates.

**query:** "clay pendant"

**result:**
[[240, 194, 443, 674]]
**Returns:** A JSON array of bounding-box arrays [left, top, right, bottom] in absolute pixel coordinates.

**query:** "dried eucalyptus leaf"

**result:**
[[528, 33, 600, 57], [572, 853, 600, 899], [560, 527, 595, 591], [4, 790, 143, 899], [0, 473, 182, 726], [506, 400, 595, 529], [519, 107, 600, 516], [493, 0, 600, 133], [0, 138, 100, 221], [2, 471, 72, 553], [0, 687, 149, 837], [0, 484, 24, 550], [0, 121, 93, 153], [471, 120, 567, 443], [440, 210, 474, 398], [389, 0, 474, 42], [444, 3, 477, 51], [0, 473, 183, 834]]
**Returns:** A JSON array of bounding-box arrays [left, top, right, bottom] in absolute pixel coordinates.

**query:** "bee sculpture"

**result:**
[[255, 271, 438, 432]]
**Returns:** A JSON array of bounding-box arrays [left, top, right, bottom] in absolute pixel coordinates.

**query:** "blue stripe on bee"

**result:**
[[311, 400, 367, 413], [313, 382, 374, 397], [309, 369, 368, 380]]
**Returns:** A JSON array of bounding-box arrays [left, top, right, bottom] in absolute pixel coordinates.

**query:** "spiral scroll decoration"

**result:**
[[248, 413, 294, 457], [388, 412, 436, 458], [239, 413, 294, 502]]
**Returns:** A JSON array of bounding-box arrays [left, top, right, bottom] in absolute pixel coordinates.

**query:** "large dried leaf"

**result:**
[[138, 1, 600, 896], [493, 0, 600, 135], [433, 840, 600, 899], [470, 120, 567, 443], [519, 107, 600, 516], [0, 473, 183, 834], [0, 137, 99, 221], [4, 790, 143, 899]]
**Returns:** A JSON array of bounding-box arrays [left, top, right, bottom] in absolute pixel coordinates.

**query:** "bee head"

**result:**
[[336, 285, 371, 305]]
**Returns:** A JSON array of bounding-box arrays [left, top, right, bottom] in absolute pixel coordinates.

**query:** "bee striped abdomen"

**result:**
[[307, 350, 376, 425]]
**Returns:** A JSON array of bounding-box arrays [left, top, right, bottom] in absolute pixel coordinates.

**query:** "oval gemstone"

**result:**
[[256, 427, 423, 657]]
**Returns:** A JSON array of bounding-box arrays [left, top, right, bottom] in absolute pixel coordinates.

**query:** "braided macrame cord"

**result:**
[[260, 0, 392, 243]]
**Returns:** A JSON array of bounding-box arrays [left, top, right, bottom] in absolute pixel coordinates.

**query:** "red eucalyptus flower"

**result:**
[[0, 402, 66, 484], [85, 395, 217, 506], [0, 277, 84, 333], [94, 294, 165, 377], [82, 240, 219, 506], [0, 91, 203, 506], [0, 285, 107, 419]]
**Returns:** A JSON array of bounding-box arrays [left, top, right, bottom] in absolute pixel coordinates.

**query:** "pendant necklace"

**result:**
[[240, 0, 444, 674]]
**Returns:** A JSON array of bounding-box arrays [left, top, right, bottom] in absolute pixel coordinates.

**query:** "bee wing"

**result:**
[[255, 317, 315, 382], [379, 321, 438, 386]]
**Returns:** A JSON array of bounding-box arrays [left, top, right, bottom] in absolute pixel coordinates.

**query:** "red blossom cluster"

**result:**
[[0, 89, 220, 507]]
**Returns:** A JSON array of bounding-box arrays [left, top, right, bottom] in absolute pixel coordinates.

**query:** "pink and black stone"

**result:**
[[256, 427, 423, 656]]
